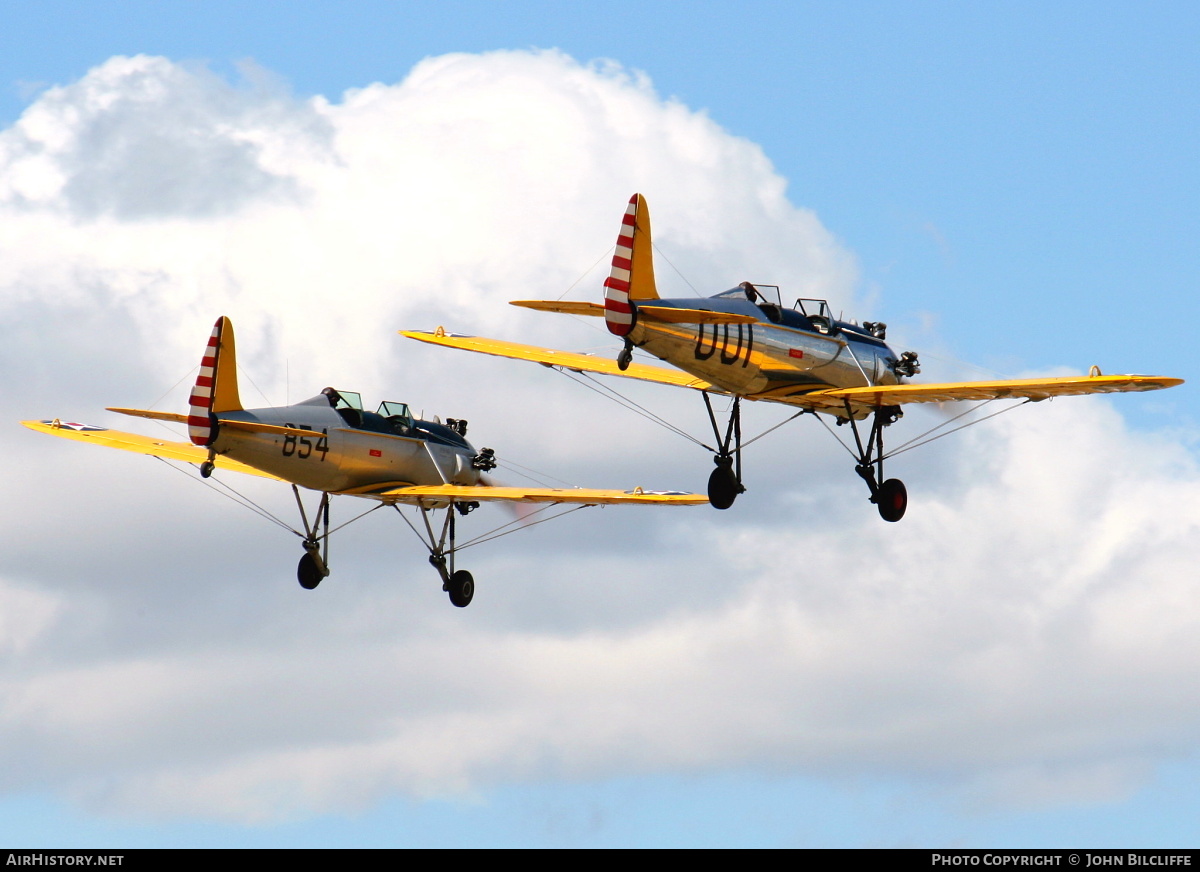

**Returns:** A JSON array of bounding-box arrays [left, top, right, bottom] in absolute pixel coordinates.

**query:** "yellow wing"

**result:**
[[795, 374, 1185, 414], [400, 328, 719, 393], [21, 419, 284, 481], [340, 482, 708, 506]]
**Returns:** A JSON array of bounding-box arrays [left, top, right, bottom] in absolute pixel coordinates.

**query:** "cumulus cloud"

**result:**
[[0, 50, 1195, 823]]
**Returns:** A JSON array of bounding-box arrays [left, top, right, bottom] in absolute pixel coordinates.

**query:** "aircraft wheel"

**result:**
[[877, 478, 908, 522], [297, 551, 325, 589], [707, 463, 740, 510], [617, 346, 633, 372], [448, 569, 474, 608], [200, 460, 215, 479]]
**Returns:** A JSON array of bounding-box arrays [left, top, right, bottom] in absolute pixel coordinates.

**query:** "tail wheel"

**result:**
[[877, 478, 908, 522], [448, 569, 474, 608], [297, 551, 325, 589]]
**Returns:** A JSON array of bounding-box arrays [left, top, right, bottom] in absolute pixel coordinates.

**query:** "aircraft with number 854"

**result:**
[[23, 316, 707, 607], [404, 193, 1183, 521]]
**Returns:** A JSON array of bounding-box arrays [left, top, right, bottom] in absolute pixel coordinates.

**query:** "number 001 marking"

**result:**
[[694, 323, 753, 367]]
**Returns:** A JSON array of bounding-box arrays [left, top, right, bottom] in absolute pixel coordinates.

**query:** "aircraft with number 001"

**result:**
[[404, 193, 1183, 521], [22, 316, 706, 607]]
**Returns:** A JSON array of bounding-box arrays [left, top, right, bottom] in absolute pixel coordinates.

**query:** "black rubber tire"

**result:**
[[297, 551, 324, 589], [448, 569, 474, 608], [617, 347, 633, 372], [877, 478, 908, 522], [707, 464, 740, 510]]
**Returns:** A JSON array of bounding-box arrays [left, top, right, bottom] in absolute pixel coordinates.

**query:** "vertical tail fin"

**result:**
[[604, 193, 659, 336], [188, 316, 242, 446]]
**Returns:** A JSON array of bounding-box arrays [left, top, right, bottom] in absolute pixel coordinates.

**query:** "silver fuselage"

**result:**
[[211, 395, 481, 494], [628, 295, 902, 405]]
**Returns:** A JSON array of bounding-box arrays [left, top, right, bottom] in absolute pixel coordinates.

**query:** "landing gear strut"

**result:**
[[616, 341, 634, 372], [200, 448, 217, 479], [401, 500, 477, 607], [842, 402, 907, 522], [294, 487, 331, 588], [703, 393, 746, 510]]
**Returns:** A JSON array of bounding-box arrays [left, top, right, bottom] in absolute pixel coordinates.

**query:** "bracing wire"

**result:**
[[812, 414, 863, 462], [238, 365, 274, 408], [495, 457, 579, 489], [812, 398, 1038, 462], [143, 368, 198, 416], [740, 409, 810, 449], [881, 398, 1036, 460], [651, 241, 703, 298], [562, 368, 811, 456], [455, 503, 593, 551], [389, 501, 592, 554], [556, 248, 615, 302], [565, 370, 713, 450], [152, 457, 299, 535]]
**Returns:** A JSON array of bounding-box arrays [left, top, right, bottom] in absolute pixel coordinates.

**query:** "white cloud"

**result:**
[[0, 50, 1195, 823]]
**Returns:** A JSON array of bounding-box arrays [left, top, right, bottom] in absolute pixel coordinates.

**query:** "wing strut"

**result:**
[[391, 500, 478, 607], [293, 486, 331, 589], [703, 393, 746, 510], [840, 400, 908, 522]]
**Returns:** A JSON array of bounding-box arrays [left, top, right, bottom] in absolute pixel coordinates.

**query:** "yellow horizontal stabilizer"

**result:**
[[637, 306, 758, 325], [347, 483, 708, 506], [107, 408, 323, 438], [509, 300, 755, 325], [400, 329, 719, 393], [799, 374, 1184, 411], [107, 407, 188, 424], [21, 420, 284, 481], [511, 300, 605, 316]]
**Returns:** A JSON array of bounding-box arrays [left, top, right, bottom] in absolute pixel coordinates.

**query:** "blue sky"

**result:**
[[5, 1, 1193, 367], [1, 0, 1198, 848]]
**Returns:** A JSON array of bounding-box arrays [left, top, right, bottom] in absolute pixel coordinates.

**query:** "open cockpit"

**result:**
[[320, 387, 470, 448], [713, 281, 889, 342]]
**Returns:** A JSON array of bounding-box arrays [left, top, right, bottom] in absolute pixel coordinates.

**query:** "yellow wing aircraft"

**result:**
[[403, 193, 1183, 522], [23, 316, 706, 607]]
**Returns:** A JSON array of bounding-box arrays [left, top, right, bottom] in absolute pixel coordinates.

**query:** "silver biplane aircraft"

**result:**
[[23, 316, 706, 606], [404, 193, 1183, 521]]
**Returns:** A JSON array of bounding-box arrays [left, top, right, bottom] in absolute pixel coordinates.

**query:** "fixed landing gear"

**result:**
[[876, 478, 908, 523], [297, 548, 328, 589], [842, 403, 908, 522], [285, 488, 479, 606], [617, 342, 634, 372], [447, 569, 474, 608], [293, 487, 332, 588], [200, 447, 217, 479], [703, 394, 746, 510], [406, 500, 479, 608], [708, 458, 741, 510]]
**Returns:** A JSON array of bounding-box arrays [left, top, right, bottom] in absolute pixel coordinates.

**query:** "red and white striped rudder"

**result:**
[[603, 195, 639, 336], [603, 193, 659, 336], [187, 316, 242, 446]]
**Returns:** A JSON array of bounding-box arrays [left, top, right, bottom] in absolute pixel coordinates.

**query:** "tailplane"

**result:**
[[188, 316, 243, 446], [604, 193, 659, 336]]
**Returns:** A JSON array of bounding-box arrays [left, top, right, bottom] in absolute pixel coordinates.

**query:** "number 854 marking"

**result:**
[[281, 424, 329, 461]]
